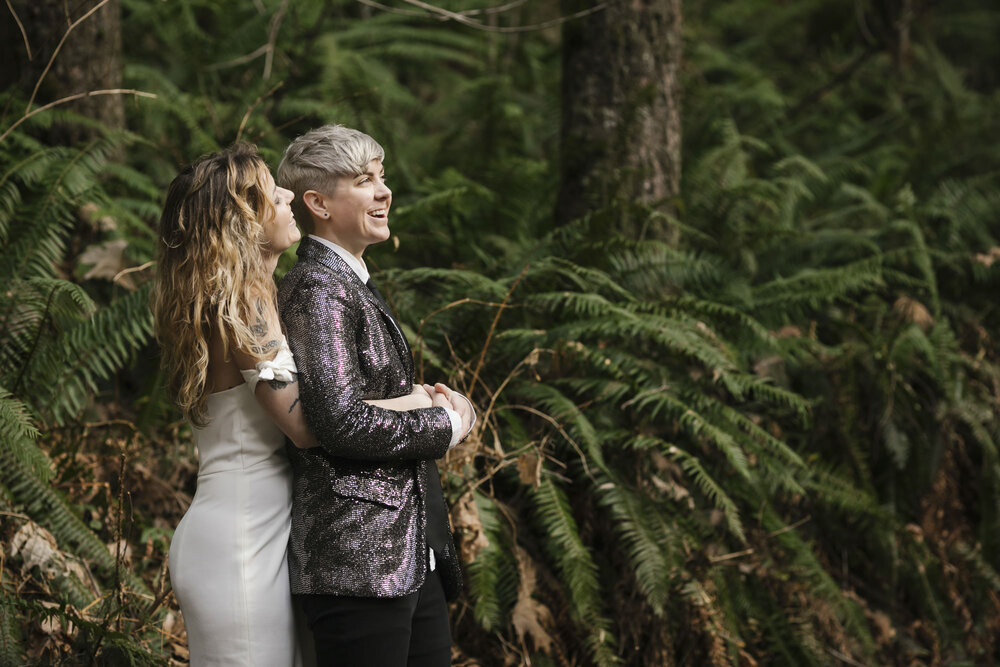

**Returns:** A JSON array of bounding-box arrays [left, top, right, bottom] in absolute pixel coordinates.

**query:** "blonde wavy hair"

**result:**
[[152, 144, 278, 426]]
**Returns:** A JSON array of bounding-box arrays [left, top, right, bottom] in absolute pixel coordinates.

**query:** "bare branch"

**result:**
[[356, 0, 426, 19], [359, 0, 607, 33], [1, 89, 157, 144], [206, 44, 271, 72], [112, 260, 155, 285], [25, 0, 112, 114], [468, 263, 528, 400], [235, 81, 284, 143], [356, 0, 530, 20], [473, 0, 530, 17], [5, 0, 32, 60], [264, 0, 290, 81]]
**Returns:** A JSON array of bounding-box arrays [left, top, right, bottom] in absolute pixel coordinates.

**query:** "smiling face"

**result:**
[[261, 171, 300, 257], [314, 158, 391, 259]]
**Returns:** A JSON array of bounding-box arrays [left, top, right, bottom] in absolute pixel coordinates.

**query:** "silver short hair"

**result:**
[[277, 124, 385, 234]]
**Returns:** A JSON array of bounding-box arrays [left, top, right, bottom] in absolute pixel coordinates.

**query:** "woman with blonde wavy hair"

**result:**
[[153, 144, 433, 666]]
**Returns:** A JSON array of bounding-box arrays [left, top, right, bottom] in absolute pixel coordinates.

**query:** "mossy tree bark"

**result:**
[[555, 0, 682, 231], [1, 0, 124, 141]]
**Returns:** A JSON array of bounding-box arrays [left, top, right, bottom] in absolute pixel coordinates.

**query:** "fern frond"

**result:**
[[532, 476, 618, 665], [661, 441, 746, 541]]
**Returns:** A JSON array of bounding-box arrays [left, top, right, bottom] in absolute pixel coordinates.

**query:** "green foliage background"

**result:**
[[2, 0, 999, 664]]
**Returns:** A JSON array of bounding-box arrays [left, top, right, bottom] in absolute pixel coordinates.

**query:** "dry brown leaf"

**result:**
[[773, 325, 803, 338], [9, 522, 63, 579], [516, 452, 541, 489], [973, 247, 1000, 266], [510, 546, 556, 655], [79, 239, 134, 288], [893, 296, 934, 332], [451, 491, 490, 563]]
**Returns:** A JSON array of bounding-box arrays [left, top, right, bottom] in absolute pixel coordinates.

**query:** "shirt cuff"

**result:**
[[444, 407, 462, 449]]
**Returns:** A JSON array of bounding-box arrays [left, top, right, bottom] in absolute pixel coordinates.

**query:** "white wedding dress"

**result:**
[[169, 346, 312, 666]]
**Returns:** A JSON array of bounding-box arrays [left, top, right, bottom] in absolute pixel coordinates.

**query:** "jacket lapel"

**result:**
[[297, 238, 415, 379]]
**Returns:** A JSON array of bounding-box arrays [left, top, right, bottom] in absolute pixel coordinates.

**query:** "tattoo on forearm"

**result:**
[[259, 338, 280, 352], [288, 397, 300, 414], [266, 375, 297, 392], [251, 314, 268, 338]]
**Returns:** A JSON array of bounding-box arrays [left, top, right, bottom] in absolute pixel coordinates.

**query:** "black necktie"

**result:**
[[365, 277, 449, 556]]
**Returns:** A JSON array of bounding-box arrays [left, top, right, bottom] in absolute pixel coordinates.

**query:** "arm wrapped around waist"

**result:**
[[279, 273, 453, 462], [239, 338, 297, 394]]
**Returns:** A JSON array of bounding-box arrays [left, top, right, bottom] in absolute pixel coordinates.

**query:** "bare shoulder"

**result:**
[[205, 327, 244, 392]]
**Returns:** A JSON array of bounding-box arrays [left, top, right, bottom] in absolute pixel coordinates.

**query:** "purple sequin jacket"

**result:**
[[278, 237, 461, 598]]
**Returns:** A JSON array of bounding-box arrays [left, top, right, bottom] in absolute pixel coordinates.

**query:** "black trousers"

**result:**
[[297, 570, 451, 667]]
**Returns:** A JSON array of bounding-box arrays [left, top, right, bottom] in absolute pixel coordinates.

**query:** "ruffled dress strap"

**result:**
[[239, 337, 298, 394]]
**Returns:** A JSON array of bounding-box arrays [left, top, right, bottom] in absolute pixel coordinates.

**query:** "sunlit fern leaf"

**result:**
[[752, 255, 886, 310], [664, 443, 746, 542], [36, 286, 154, 424], [595, 472, 674, 615], [0, 386, 50, 483]]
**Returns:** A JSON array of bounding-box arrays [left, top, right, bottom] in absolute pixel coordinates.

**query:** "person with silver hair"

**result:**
[[154, 143, 435, 667], [276, 124, 475, 666]]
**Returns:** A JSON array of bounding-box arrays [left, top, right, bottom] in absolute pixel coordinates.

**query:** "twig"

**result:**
[[112, 260, 155, 284], [766, 514, 811, 538], [0, 89, 157, 144], [356, 0, 527, 19], [474, 0, 530, 17], [500, 403, 593, 478], [468, 263, 528, 400], [264, 0, 290, 81], [25, 0, 112, 114], [480, 348, 551, 432], [5, 0, 31, 60], [788, 45, 877, 118], [250, 112, 312, 143], [415, 296, 509, 382], [356, 0, 426, 18], [235, 81, 284, 143], [708, 547, 754, 563], [206, 44, 271, 71], [366, 0, 607, 33]]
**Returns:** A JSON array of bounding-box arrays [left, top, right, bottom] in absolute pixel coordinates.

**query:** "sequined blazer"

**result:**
[[278, 237, 462, 599]]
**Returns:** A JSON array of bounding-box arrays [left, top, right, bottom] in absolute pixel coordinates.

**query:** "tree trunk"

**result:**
[[1, 0, 124, 141], [555, 0, 682, 229]]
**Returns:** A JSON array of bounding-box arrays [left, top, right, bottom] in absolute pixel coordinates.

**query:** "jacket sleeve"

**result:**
[[280, 272, 452, 462]]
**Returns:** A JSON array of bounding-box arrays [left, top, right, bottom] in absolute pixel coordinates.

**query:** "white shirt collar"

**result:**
[[308, 234, 369, 283]]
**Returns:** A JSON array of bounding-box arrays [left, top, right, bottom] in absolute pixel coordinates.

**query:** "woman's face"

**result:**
[[261, 171, 300, 256], [324, 158, 391, 258]]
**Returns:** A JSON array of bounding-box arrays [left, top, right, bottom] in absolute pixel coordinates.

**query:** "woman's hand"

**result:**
[[363, 384, 433, 411], [424, 382, 475, 440]]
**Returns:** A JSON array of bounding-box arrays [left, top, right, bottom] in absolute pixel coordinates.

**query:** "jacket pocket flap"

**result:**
[[330, 473, 407, 509]]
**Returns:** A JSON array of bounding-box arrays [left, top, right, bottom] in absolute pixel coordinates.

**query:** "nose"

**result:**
[[375, 179, 391, 200], [281, 187, 295, 202]]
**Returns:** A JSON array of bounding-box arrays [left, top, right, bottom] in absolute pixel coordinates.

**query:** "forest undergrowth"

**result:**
[[2, 0, 1000, 665]]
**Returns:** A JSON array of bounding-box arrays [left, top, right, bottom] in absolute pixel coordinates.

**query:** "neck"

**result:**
[[262, 251, 280, 275], [311, 231, 365, 262]]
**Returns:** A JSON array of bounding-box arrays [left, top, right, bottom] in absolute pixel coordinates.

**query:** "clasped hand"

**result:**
[[410, 383, 475, 440]]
